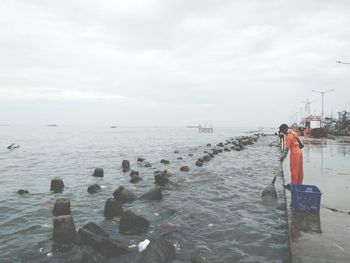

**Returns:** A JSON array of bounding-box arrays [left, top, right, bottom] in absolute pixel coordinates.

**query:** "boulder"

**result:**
[[53, 215, 76, 245], [140, 188, 162, 201], [177, 157, 183, 160], [88, 184, 101, 194], [67, 245, 106, 263], [119, 210, 150, 235], [174, 150, 180, 154], [104, 198, 123, 219], [76, 224, 128, 257], [93, 168, 104, 178], [129, 170, 139, 177], [141, 237, 176, 263], [217, 142, 224, 147], [160, 159, 170, 164], [224, 147, 230, 152], [209, 153, 215, 158], [212, 149, 220, 155], [53, 197, 71, 216], [144, 162, 152, 167], [122, 160, 130, 172], [17, 189, 29, 195], [130, 175, 142, 184], [137, 158, 145, 162], [190, 246, 211, 263], [188, 154, 193, 157], [81, 222, 109, 238], [155, 174, 169, 186], [195, 160, 203, 167], [202, 155, 211, 162], [113, 186, 136, 204], [180, 166, 189, 172], [206, 143, 211, 147], [50, 177, 64, 193]]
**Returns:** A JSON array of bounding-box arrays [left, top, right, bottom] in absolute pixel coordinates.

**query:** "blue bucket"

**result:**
[[291, 184, 322, 212]]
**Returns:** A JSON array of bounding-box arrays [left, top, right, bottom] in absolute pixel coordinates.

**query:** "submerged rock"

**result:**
[[129, 170, 139, 177], [180, 166, 189, 172], [104, 198, 123, 219], [177, 157, 183, 160], [53, 197, 71, 216], [17, 189, 29, 195], [50, 177, 64, 193], [88, 184, 101, 194], [130, 175, 142, 183], [93, 168, 104, 178], [122, 160, 130, 172], [140, 188, 162, 201], [113, 186, 136, 204], [160, 159, 170, 164], [76, 223, 128, 257], [141, 237, 176, 263], [119, 210, 150, 235], [53, 215, 76, 245], [67, 245, 106, 263], [144, 161, 152, 167]]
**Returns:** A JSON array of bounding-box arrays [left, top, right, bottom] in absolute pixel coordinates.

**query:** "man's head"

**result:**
[[279, 124, 289, 135]]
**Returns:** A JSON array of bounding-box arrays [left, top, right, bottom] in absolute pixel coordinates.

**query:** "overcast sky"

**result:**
[[0, 0, 349, 127]]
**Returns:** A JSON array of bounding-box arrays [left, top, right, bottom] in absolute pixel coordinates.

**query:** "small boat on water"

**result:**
[[110, 126, 117, 128], [47, 124, 57, 127]]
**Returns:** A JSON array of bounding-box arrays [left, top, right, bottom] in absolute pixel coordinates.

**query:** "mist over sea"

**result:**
[[0, 126, 291, 262]]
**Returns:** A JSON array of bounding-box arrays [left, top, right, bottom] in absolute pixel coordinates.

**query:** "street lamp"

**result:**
[[312, 89, 335, 119]]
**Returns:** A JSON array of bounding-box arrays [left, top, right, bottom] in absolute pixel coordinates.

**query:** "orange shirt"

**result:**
[[285, 132, 299, 149]]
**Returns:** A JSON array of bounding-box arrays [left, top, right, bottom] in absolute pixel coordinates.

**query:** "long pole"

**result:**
[[312, 89, 335, 119]]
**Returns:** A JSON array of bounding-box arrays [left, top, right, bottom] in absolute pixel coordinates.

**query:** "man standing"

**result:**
[[279, 124, 304, 185]]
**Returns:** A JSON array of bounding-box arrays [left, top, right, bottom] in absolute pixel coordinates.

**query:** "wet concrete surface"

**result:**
[[282, 137, 350, 263]]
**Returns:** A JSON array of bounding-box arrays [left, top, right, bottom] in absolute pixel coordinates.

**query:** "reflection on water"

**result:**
[[290, 209, 322, 241]]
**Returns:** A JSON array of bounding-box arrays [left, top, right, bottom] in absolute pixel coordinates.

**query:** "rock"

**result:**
[[122, 160, 130, 172], [141, 237, 176, 263], [224, 147, 230, 152], [209, 153, 215, 158], [17, 189, 29, 195], [212, 149, 220, 155], [188, 154, 193, 157], [137, 158, 145, 162], [177, 157, 183, 160], [190, 245, 211, 263], [195, 160, 203, 167], [206, 143, 211, 147], [119, 210, 150, 235], [130, 175, 142, 183], [203, 150, 208, 154], [50, 177, 64, 193], [144, 162, 152, 167], [155, 174, 169, 186], [53, 197, 71, 216], [202, 155, 211, 162], [129, 170, 139, 177], [104, 198, 123, 219], [81, 222, 109, 238], [77, 224, 128, 257], [88, 184, 101, 194], [93, 168, 104, 178], [53, 215, 76, 245], [217, 142, 224, 147], [180, 166, 189, 172], [160, 159, 170, 164], [140, 188, 162, 201], [113, 186, 136, 204], [174, 150, 180, 154], [67, 245, 106, 263]]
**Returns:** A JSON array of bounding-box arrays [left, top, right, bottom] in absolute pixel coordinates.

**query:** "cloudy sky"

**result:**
[[0, 0, 349, 127]]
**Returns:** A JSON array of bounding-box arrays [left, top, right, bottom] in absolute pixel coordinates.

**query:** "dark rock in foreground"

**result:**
[[141, 237, 176, 263], [88, 184, 101, 194], [53, 197, 71, 216], [93, 168, 104, 178], [17, 189, 29, 195], [50, 177, 64, 193], [53, 215, 76, 245], [76, 223, 128, 257], [67, 245, 106, 263], [119, 210, 150, 235], [104, 198, 123, 219], [113, 186, 136, 204], [140, 188, 162, 201]]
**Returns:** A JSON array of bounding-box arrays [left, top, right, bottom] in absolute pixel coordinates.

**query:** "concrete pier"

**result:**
[[282, 137, 350, 263]]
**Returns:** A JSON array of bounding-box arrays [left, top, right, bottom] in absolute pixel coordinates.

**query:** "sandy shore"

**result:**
[[282, 137, 350, 263]]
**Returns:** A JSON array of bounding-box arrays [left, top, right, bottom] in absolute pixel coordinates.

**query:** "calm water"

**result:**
[[0, 126, 291, 262]]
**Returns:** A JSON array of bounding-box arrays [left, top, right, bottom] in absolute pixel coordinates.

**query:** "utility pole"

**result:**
[[302, 99, 317, 116], [312, 89, 335, 119]]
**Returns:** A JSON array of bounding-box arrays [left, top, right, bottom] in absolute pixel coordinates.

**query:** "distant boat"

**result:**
[[47, 124, 57, 127], [110, 126, 117, 128]]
